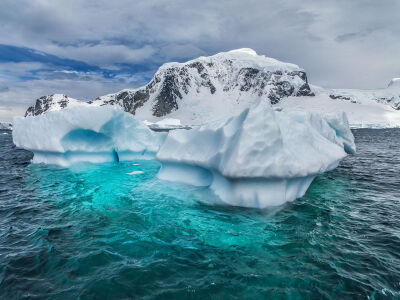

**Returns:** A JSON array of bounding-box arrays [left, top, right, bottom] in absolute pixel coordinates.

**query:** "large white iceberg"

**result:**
[[13, 100, 355, 208], [13, 106, 165, 166], [156, 100, 355, 208]]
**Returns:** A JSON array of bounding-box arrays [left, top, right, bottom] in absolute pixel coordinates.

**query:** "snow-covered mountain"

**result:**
[[25, 49, 314, 124], [279, 81, 400, 128], [25, 94, 92, 117], [0, 122, 12, 130], [23, 48, 400, 127]]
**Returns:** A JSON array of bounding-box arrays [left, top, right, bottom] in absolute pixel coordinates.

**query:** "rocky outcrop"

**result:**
[[94, 51, 314, 117], [373, 97, 400, 110], [329, 94, 357, 103], [329, 94, 351, 101], [25, 94, 71, 117]]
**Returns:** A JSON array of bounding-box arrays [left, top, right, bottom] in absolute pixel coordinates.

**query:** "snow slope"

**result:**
[[280, 83, 400, 128], [156, 100, 355, 208]]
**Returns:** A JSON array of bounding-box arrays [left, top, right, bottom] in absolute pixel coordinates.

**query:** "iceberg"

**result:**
[[156, 100, 355, 208], [143, 118, 192, 131], [13, 99, 355, 208], [13, 106, 165, 166]]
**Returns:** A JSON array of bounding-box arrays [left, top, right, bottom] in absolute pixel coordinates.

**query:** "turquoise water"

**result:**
[[1, 129, 400, 299]]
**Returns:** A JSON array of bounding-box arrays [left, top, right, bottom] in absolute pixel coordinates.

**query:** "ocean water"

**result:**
[[0, 129, 399, 299]]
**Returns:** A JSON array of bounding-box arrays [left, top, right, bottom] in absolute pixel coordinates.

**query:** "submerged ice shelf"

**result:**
[[13, 102, 355, 208]]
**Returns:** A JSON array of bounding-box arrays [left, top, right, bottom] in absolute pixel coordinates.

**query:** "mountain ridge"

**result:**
[[23, 48, 400, 127], [25, 48, 314, 123]]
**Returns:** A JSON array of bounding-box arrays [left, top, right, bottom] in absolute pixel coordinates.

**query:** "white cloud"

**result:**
[[44, 43, 156, 67], [1, 0, 398, 88], [0, 62, 46, 78]]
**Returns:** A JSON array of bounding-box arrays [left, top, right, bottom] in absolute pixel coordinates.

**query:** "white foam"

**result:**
[[126, 171, 144, 175]]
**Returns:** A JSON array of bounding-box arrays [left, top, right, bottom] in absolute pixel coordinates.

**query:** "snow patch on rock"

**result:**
[[24, 49, 314, 125], [280, 84, 400, 128]]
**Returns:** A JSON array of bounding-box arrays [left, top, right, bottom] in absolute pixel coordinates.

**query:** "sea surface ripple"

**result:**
[[0, 129, 399, 299]]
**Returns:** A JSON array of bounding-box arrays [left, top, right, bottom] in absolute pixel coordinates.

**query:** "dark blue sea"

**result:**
[[0, 129, 399, 299]]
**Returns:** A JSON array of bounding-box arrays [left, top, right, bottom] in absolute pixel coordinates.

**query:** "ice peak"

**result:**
[[388, 78, 400, 88], [227, 48, 258, 56]]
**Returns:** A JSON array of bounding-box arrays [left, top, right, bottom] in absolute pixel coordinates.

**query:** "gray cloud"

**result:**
[[0, 85, 9, 93], [1, 0, 400, 121], [335, 30, 375, 43]]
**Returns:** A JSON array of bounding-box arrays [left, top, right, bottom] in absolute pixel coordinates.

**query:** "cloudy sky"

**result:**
[[1, 0, 399, 121]]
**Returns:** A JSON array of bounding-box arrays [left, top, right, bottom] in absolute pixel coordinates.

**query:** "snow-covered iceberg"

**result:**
[[156, 100, 355, 208], [13, 106, 165, 166], [13, 98, 355, 208], [143, 118, 192, 131]]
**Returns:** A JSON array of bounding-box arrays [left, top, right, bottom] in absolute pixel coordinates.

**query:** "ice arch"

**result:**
[[13, 106, 165, 166]]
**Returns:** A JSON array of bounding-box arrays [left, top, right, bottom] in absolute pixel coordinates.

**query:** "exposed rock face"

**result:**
[[96, 89, 150, 114], [373, 97, 400, 110], [329, 94, 357, 103], [24, 49, 314, 119], [329, 95, 351, 101], [95, 51, 314, 117]]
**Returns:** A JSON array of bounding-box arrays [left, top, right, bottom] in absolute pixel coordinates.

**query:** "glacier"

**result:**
[[13, 106, 165, 166], [156, 100, 355, 208]]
